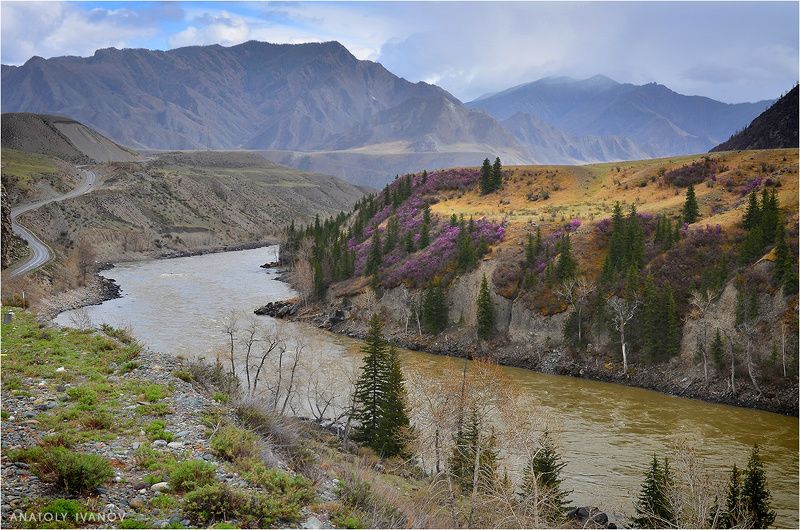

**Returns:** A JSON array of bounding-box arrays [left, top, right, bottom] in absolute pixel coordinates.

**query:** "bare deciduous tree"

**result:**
[[556, 277, 596, 346], [689, 288, 720, 382], [607, 294, 640, 372]]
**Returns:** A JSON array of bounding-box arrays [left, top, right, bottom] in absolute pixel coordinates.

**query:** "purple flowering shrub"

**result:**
[[664, 157, 722, 187]]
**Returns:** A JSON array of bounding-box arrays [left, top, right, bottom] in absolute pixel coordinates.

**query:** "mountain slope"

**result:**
[[468, 75, 772, 162], [1, 41, 529, 185], [711, 85, 799, 152], [1, 113, 139, 163]]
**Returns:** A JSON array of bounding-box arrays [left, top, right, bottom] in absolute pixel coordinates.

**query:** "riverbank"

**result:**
[[291, 301, 799, 417], [0, 311, 428, 529]]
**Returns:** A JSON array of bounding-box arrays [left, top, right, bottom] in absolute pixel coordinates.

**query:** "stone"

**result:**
[[152, 440, 168, 447], [302, 516, 323, 529], [132, 442, 141, 450], [167, 441, 183, 449], [592, 512, 609, 526], [55, 367, 65, 373], [150, 482, 170, 492]]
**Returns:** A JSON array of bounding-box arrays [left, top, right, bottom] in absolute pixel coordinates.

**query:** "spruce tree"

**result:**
[[632, 455, 676, 528], [721, 464, 744, 528], [366, 229, 382, 275], [491, 157, 503, 192], [519, 431, 572, 521], [449, 406, 498, 492], [555, 233, 578, 280], [383, 214, 399, 253], [456, 228, 477, 271], [625, 205, 645, 270], [742, 445, 776, 528], [377, 344, 412, 457], [419, 204, 431, 249], [351, 315, 388, 448], [422, 281, 448, 334], [759, 188, 779, 247], [663, 287, 681, 357], [773, 217, 796, 294], [742, 191, 761, 230], [480, 158, 493, 195], [476, 273, 495, 339], [682, 184, 700, 224]]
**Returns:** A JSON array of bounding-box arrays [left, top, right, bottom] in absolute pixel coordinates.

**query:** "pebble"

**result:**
[[152, 440, 168, 447], [167, 441, 183, 449], [150, 482, 170, 493]]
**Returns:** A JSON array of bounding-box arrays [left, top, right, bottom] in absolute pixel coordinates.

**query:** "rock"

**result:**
[[150, 482, 170, 492], [592, 512, 609, 525], [302, 516, 323, 529], [175, 430, 190, 438], [132, 442, 141, 450], [129, 497, 146, 510], [167, 441, 183, 449], [55, 367, 65, 372], [152, 439, 168, 447]]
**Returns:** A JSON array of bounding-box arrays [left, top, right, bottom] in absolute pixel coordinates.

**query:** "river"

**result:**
[[55, 246, 799, 526]]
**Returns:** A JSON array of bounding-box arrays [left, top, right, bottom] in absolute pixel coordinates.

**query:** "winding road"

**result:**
[[7, 168, 98, 278]]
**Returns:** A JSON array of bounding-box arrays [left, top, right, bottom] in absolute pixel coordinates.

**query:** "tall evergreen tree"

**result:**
[[742, 191, 761, 230], [376, 344, 412, 457], [383, 213, 400, 253], [366, 229, 383, 275], [456, 227, 477, 271], [419, 204, 431, 249], [555, 234, 578, 280], [422, 281, 448, 334], [449, 406, 498, 491], [351, 315, 388, 448], [491, 157, 503, 191], [632, 455, 676, 528], [519, 431, 572, 522], [711, 328, 726, 369], [742, 445, 776, 528], [721, 464, 745, 528], [682, 184, 700, 224], [476, 273, 495, 339], [479, 158, 493, 195]]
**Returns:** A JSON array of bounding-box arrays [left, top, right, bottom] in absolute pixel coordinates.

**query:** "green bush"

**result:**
[[66, 386, 98, 406], [169, 460, 216, 493], [181, 484, 245, 525], [244, 464, 315, 506], [29, 446, 114, 493], [150, 494, 178, 510], [209, 425, 260, 462], [173, 370, 193, 383], [145, 420, 174, 442], [119, 518, 152, 529], [141, 384, 170, 402], [120, 361, 140, 374], [42, 498, 85, 519]]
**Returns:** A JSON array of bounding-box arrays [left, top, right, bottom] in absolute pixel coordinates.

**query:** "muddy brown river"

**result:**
[[55, 246, 799, 526]]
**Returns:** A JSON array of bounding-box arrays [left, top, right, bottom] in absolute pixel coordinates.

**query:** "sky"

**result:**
[[2, 1, 797, 103]]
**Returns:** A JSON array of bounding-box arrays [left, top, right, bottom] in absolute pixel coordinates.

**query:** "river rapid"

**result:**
[[55, 246, 799, 526]]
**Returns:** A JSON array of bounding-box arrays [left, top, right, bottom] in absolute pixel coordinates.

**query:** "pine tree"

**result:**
[[632, 455, 676, 528], [377, 344, 412, 457], [519, 431, 572, 522], [403, 231, 415, 253], [448, 406, 498, 492], [711, 328, 725, 369], [422, 281, 448, 334], [663, 287, 681, 357], [773, 217, 796, 294], [759, 188, 779, 247], [742, 191, 761, 230], [625, 205, 645, 270], [419, 204, 431, 249], [605, 202, 626, 273], [456, 227, 477, 271], [491, 157, 503, 192], [366, 229, 382, 275], [351, 315, 388, 448], [682, 184, 700, 224], [555, 234, 578, 280], [742, 445, 776, 528], [421, 169, 428, 185], [721, 464, 745, 528], [383, 213, 399, 253], [476, 273, 495, 339], [641, 275, 660, 361], [479, 158, 493, 195], [313, 262, 325, 299]]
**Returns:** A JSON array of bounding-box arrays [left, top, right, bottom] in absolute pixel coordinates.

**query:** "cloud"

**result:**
[[1, 2, 171, 64], [169, 11, 251, 48]]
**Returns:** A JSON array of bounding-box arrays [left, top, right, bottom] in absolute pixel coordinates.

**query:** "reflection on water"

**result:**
[[56, 246, 799, 526]]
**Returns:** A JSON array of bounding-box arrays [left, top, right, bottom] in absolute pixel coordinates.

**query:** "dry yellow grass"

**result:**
[[431, 149, 798, 233]]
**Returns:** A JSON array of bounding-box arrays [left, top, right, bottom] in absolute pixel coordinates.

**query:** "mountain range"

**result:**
[[711, 85, 798, 152], [1, 41, 775, 185]]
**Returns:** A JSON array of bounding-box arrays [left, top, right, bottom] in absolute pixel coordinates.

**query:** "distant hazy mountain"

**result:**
[[711, 85, 798, 152], [468, 75, 772, 163], [1, 41, 529, 185]]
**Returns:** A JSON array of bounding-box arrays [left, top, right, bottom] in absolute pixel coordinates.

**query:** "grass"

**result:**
[[1, 148, 64, 191]]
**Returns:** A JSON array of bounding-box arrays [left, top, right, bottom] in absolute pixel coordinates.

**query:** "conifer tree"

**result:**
[[421, 169, 428, 185], [491, 157, 503, 191], [352, 315, 388, 448], [759, 188, 779, 247], [721, 464, 745, 528], [456, 227, 477, 271], [419, 204, 431, 249], [682, 184, 700, 224], [626, 205, 645, 270], [519, 431, 572, 522], [742, 445, 776, 528], [383, 213, 399, 253], [632, 456, 676, 528], [422, 280, 448, 334], [742, 190, 761, 230], [366, 229, 382, 275], [479, 158, 493, 195], [555, 233, 578, 280], [663, 287, 681, 357], [449, 406, 498, 491], [377, 344, 412, 457], [476, 273, 495, 339]]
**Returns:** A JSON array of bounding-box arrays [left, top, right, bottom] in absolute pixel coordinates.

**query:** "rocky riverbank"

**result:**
[[284, 301, 798, 417]]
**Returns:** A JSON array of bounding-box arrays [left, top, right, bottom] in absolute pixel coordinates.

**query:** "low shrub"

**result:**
[[181, 484, 245, 525], [169, 460, 216, 493], [141, 383, 170, 402], [209, 425, 260, 462], [173, 370, 193, 383], [66, 386, 98, 406], [80, 409, 113, 430], [42, 498, 86, 519], [145, 420, 174, 442], [243, 463, 315, 507], [28, 446, 114, 493]]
